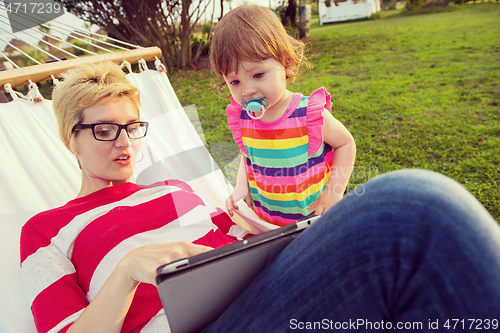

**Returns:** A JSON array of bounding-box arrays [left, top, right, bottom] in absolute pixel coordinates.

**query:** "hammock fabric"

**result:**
[[0, 65, 273, 333]]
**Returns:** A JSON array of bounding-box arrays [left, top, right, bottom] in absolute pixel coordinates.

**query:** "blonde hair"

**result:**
[[210, 4, 309, 84], [52, 61, 140, 148]]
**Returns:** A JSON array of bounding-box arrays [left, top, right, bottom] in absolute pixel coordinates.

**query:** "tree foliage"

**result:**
[[56, 0, 215, 70], [405, 0, 424, 10]]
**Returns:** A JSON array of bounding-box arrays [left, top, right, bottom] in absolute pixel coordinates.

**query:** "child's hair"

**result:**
[[210, 4, 309, 84], [52, 61, 140, 149]]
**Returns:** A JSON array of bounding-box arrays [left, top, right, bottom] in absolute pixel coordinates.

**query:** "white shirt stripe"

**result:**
[[46, 309, 84, 333]]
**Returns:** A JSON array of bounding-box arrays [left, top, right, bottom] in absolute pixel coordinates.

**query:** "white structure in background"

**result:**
[[318, 0, 381, 25]]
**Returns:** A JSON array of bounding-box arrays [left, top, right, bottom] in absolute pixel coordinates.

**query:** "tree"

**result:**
[[283, 0, 297, 27], [219, 0, 224, 21], [56, 0, 215, 70], [276, 0, 296, 28]]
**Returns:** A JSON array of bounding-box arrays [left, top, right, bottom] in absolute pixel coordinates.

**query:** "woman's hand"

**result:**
[[225, 185, 252, 217], [68, 242, 212, 333], [118, 242, 213, 287]]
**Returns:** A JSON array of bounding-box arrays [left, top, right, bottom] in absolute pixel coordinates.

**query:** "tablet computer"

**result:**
[[155, 215, 319, 333]]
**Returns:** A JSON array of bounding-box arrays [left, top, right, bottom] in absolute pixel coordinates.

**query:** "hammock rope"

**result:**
[[0, 2, 161, 89]]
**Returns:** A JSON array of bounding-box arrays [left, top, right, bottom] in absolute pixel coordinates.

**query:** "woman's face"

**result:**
[[71, 96, 142, 192]]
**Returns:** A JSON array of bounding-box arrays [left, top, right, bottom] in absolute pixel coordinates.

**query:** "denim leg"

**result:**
[[202, 169, 500, 332]]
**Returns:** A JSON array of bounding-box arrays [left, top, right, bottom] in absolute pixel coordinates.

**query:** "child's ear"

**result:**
[[284, 58, 295, 79], [285, 57, 294, 69]]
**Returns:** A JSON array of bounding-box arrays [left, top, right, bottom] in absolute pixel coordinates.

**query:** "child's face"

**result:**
[[224, 58, 289, 112]]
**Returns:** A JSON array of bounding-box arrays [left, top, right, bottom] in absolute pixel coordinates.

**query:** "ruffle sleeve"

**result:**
[[226, 97, 248, 156], [307, 87, 332, 156]]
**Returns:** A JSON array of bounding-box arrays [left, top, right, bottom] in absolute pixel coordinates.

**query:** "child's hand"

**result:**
[[308, 184, 343, 215], [225, 185, 253, 217]]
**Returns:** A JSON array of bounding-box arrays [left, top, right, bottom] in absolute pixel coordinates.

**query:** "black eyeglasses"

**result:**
[[73, 121, 149, 141]]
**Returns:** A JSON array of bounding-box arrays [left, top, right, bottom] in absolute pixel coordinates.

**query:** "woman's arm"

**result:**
[[67, 242, 212, 333], [308, 110, 356, 215]]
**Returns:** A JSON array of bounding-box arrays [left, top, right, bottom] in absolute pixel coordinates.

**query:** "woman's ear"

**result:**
[[65, 140, 82, 170], [65, 140, 74, 154], [65, 137, 78, 156]]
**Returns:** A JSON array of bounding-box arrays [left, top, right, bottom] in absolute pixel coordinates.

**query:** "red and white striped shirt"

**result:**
[[21, 180, 246, 333]]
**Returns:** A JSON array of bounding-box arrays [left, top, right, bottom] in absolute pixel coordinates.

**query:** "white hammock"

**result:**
[[0, 61, 274, 333]]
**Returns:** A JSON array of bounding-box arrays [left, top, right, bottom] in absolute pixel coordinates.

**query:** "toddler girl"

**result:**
[[209, 4, 356, 226]]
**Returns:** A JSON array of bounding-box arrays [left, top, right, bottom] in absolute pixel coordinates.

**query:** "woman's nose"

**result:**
[[115, 129, 132, 147]]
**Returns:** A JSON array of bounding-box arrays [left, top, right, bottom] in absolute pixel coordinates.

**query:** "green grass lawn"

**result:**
[[169, 3, 500, 222]]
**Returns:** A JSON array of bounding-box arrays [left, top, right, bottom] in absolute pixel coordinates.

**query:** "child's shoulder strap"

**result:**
[[306, 87, 332, 156], [226, 97, 248, 156]]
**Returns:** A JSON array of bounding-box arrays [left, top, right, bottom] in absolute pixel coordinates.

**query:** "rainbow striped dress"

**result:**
[[227, 87, 334, 226]]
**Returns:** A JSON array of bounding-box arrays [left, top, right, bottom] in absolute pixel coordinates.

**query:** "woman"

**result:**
[[20, 62, 240, 333], [21, 62, 500, 333]]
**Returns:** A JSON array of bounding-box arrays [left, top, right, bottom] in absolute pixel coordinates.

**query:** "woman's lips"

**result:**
[[114, 154, 131, 165]]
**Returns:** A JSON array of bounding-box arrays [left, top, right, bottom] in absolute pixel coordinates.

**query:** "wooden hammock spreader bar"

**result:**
[[0, 46, 162, 88]]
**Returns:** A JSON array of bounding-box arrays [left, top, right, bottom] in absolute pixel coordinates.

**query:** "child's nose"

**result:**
[[242, 82, 257, 98]]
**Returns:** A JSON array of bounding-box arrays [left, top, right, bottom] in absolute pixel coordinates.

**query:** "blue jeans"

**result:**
[[202, 169, 500, 332]]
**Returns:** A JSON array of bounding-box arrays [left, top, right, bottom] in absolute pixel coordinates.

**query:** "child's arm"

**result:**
[[225, 154, 253, 217], [308, 110, 356, 215]]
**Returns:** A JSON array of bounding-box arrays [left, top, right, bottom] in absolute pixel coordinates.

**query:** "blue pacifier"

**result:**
[[241, 97, 270, 120]]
